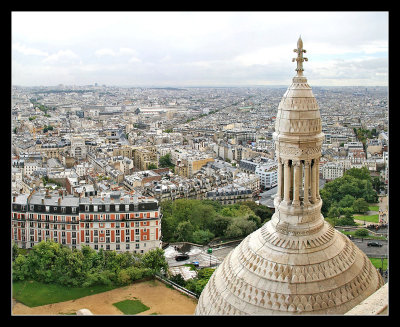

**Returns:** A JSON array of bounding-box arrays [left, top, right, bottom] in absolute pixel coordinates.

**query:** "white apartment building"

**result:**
[[24, 161, 39, 177], [254, 162, 278, 189], [322, 162, 345, 181]]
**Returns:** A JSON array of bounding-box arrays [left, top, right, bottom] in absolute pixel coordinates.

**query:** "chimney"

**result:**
[[41, 198, 44, 205], [13, 196, 16, 203], [58, 197, 61, 206]]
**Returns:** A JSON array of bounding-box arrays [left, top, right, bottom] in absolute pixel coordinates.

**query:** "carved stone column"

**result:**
[[283, 159, 291, 203], [303, 159, 311, 205], [315, 158, 320, 200], [310, 159, 317, 203], [276, 157, 283, 202], [292, 160, 301, 206]]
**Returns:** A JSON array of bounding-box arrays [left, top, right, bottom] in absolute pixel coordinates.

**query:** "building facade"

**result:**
[[11, 191, 162, 253]]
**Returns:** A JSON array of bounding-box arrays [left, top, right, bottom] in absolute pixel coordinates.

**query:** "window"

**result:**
[[135, 243, 139, 249], [94, 237, 98, 243], [106, 245, 110, 250], [135, 229, 139, 235], [72, 207, 76, 213], [94, 244, 98, 250], [116, 230, 120, 236], [116, 237, 120, 243], [116, 244, 120, 250], [61, 207, 66, 213], [46, 206, 49, 212], [106, 230, 110, 236], [85, 205, 89, 211], [125, 236, 130, 243], [72, 232, 76, 238], [94, 230, 98, 236], [126, 244, 130, 250], [106, 237, 110, 243], [85, 237, 89, 243], [54, 231, 57, 236]]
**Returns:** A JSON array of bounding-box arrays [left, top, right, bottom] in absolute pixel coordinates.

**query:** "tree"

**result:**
[[159, 153, 174, 169], [355, 229, 369, 237], [352, 198, 369, 214], [191, 230, 215, 245], [175, 221, 194, 241], [147, 163, 157, 170], [328, 206, 341, 219], [338, 194, 355, 209], [371, 176, 383, 193], [141, 248, 168, 274], [211, 215, 232, 237]]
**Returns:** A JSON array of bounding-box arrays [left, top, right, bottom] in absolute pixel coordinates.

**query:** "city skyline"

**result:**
[[12, 11, 388, 87]]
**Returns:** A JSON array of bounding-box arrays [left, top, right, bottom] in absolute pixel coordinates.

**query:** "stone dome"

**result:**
[[195, 37, 384, 315]]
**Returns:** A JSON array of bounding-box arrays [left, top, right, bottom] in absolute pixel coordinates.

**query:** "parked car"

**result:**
[[175, 253, 190, 261], [367, 241, 383, 247]]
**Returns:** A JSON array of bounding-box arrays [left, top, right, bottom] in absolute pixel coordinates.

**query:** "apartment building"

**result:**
[[11, 191, 162, 253], [133, 146, 158, 171]]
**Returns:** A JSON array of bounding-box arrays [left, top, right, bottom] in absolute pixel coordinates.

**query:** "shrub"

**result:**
[[355, 229, 369, 237]]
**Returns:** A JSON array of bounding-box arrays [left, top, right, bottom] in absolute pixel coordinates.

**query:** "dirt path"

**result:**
[[12, 279, 197, 316]]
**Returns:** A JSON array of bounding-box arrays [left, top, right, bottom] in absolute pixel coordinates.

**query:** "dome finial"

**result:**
[[292, 36, 308, 75]]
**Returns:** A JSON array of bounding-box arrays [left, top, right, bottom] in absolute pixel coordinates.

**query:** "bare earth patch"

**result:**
[[12, 279, 197, 315]]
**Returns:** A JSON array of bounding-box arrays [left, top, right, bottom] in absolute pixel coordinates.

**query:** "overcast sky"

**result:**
[[12, 11, 388, 87]]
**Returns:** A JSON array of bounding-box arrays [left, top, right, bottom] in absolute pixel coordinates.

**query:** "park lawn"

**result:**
[[368, 206, 379, 212], [354, 214, 379, 223], [369, 258, 388, 271], [12, 280, 118, 307], [113, 299, 150, 315]]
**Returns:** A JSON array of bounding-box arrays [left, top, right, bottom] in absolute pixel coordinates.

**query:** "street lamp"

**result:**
[[207, 248, 213, 267]]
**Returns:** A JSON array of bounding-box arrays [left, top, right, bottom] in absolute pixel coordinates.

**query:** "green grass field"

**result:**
[[12, 280, 117, 307], [368, 206, 379, 212], [354, 214, 379, 223], [112, 299, 150, 315], [369, 258, 388, 271]]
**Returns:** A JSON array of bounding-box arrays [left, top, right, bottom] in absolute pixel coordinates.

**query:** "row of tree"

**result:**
[[321, 167, 379, 226], [160, 199, 273, 244], [12, 241, 168, 287]]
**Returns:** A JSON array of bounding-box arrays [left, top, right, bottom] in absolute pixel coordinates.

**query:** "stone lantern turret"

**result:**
[[195, 37, 384, 315]]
